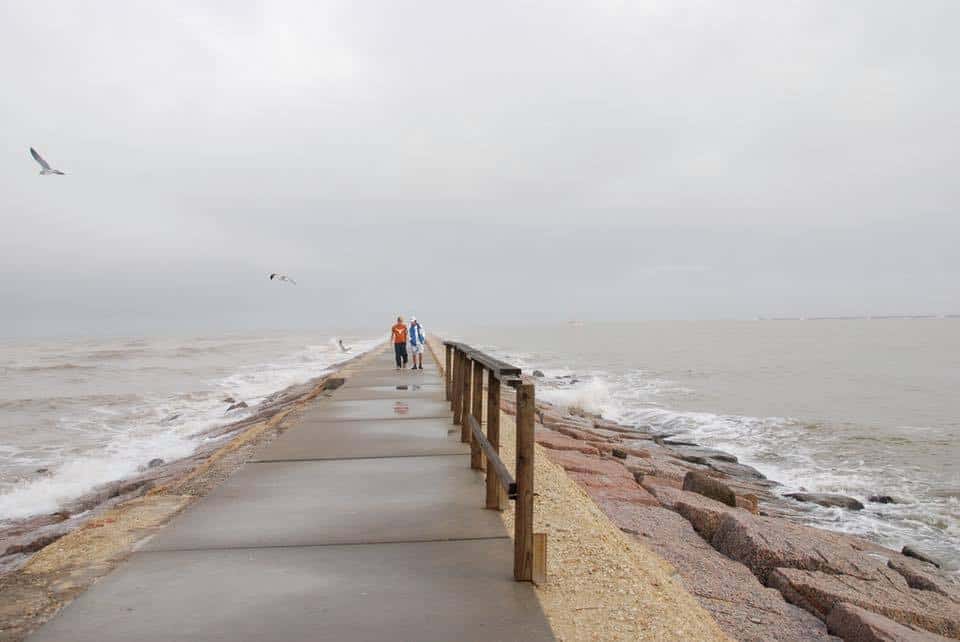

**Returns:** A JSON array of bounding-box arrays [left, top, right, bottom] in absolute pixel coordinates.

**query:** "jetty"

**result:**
[[27, 345, 554, 641]]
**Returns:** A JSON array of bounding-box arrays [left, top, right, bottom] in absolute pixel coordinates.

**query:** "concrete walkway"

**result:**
[[30, 347, 554, 642]]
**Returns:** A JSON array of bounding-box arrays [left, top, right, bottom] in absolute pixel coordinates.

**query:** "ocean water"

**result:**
[[0, 332, 380, 524], [445, 320, 960, 571]]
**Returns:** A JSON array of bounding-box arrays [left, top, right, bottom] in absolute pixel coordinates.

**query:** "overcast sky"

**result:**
[[2, 1, 957, 337]]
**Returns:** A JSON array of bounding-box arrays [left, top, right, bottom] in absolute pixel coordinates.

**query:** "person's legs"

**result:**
[[410, 343, 423, 370], [394, 343, 402, 369], [401, 343, 409, 366]]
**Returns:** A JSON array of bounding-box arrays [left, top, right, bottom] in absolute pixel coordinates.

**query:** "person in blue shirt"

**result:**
[[408, 316, 426, 370]]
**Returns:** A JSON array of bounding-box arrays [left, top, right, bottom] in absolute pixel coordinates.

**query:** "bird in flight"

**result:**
[[30, 148, 66, 175], [269, 273, 296, 285]]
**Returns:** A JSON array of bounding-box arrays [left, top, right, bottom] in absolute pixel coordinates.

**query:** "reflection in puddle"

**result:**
[[393, 401, 410, 415], [394, 385, 421, 391]]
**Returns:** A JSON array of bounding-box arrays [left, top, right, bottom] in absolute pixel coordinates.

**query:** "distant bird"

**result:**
[[338, 339, 352, 353], [30, 148, 65, 175], [269, 273, 296, 285]]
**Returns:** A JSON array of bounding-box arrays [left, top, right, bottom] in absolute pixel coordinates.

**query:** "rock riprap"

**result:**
[[519, 394, 960, 641]]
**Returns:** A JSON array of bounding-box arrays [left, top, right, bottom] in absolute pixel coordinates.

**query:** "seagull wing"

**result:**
[[269, 273, 277, 280], [289, 278, 297, 285], [30, 148, 51, 170]]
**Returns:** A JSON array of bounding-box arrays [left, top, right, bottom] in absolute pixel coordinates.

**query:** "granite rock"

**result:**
[[769, 568, 960, 638], [785, 492, 865, 511], [683, 471, 737, 507], [826, 602, 954, 642]]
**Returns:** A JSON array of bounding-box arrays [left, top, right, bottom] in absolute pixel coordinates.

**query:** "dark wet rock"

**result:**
[[683, 471, 737, 507], [3, 531, 68, 557], [0, 512, 70, 540], [660, 438, 699, 447], [902, 545, 942, 569], [322, 377, 345, 391], [826, 602, 953, 642], [611, 448, 627, 459], [666, 444, 740, 464], [593, 419, 648, 436], [147, 458, 165, 469], [532, 370, 545, 378], [34, 468, 49, 474], [887, 557, 957, 598], [225, 401, 248, 413], [648, 432, 677, 443], [769, 568, 960, 639], [785, 492, 864, 511], [706, 459, 769, 481], [222, 396, 236, 403], [869, 494, 898, 504]]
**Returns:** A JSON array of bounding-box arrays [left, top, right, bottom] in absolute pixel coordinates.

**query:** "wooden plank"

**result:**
[[467, 415, 515, 497], [532, 533, 547, 586], [470, 361, 484, 470], [451, 349, 461, 419], [514, 382, 535, 581], [485, 373, 505, 510], [444, 345, 452, 401], [441, 341, 521, 381], [460, 355, 471, 444]]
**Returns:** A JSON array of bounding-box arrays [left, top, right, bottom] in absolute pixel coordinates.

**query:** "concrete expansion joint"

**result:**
[[132, 535, 513, 555]]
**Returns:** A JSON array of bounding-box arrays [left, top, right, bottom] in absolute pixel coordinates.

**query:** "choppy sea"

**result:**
[[0, 332, 380, 524]]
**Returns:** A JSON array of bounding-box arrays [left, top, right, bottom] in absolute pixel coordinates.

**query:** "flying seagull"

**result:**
[[30, 148, 65, 175], [338, 339, 352, 353], [269, 273, 296, 285]]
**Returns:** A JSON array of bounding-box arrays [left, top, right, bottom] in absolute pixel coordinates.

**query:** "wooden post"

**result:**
[[471, 361, 484, 470], [514, 381, 535, 581], [485, 373, 505, 510], [532, 533, 547, 586], [444, 345, 452, 401], [451, 349, 461, 421], [460, 355, 472, 443]]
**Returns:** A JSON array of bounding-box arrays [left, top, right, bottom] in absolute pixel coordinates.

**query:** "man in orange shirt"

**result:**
[[391, 316, 408, 369]]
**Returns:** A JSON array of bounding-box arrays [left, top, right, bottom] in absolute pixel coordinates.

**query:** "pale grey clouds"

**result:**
[[1, 1, 957, 335]]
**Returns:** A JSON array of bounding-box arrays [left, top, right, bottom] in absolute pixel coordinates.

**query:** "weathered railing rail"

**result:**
[[438, 340, 544, 583]]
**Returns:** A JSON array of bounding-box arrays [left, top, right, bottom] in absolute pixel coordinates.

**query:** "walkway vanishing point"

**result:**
[[29, 345, 554, 641]]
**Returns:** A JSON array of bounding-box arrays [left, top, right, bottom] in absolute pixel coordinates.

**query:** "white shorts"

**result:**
[[410, 343, 424, 355]]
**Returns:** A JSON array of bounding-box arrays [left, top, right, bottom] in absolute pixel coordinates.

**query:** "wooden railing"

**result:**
[[440, 340, 545, 584]]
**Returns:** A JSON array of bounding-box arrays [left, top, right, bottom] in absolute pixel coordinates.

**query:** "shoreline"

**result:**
[[503, 384, 960, 639], [0, 346, 385, 640], [0, 346, 374, 580]]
